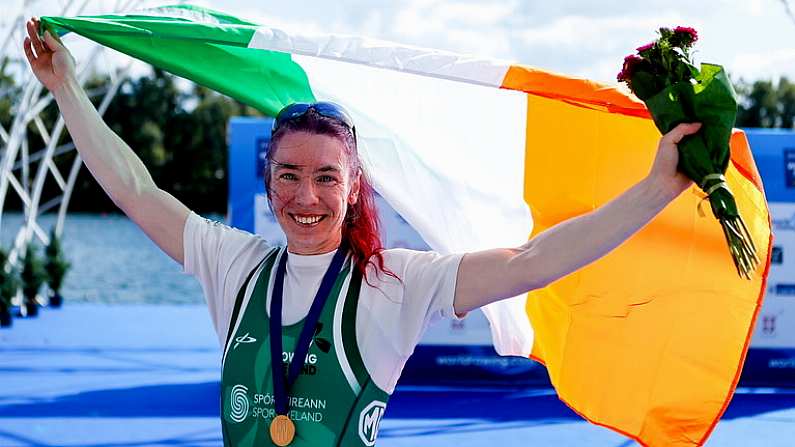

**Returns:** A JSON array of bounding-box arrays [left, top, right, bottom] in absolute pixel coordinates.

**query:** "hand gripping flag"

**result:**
[[40, 5, 772, 446]]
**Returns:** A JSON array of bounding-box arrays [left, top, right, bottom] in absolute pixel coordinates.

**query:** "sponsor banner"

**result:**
[[421, 304, 493, 345], [739, 348, 795, 386], [228, 117, 273, 233], [399, 344, 551, 386], [254, 193, 287, 245], [744, 130, 795, 202], [751, 202, 795, 349]]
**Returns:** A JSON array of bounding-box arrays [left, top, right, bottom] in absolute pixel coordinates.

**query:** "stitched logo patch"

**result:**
[[358, 400, 386, 446], [229, 384, 249, 423]]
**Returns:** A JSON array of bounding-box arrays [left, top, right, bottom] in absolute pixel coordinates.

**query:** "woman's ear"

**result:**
[[348, 168, 361, 205]]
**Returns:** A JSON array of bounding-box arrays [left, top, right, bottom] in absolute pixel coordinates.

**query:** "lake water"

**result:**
[[1, 212, 206, 304]]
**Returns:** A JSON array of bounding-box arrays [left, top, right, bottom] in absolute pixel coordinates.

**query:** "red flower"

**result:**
[[636, 42, 655, 53], [674, 26, 698, 43], [618, 54, 643, 82]]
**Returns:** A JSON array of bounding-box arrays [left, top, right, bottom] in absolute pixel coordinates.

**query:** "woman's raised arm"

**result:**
[[453, 122, 702, 315], [23, 18, 190, 264]]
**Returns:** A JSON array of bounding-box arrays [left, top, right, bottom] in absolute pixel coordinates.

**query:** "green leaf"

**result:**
[[643, 63, 741, 221], [630, 70, 660, 100], [690, 64, 738, 172]]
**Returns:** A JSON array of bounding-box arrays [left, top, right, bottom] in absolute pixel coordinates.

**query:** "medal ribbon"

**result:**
[[269, 241, 348, 416]]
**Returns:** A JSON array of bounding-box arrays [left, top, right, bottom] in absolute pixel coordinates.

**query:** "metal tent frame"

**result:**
[[0, 0, 142, 307]]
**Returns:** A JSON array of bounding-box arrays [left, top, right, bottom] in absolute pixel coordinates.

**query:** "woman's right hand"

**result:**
[[23, 17, 76, 93]]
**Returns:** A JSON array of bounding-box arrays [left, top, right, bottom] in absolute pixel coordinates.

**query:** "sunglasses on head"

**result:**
[[272, 102, 356, 141]]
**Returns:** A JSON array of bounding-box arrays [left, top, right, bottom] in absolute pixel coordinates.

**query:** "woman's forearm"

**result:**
[[53, 77, 157, 211], [454, 125, 697, 314], [516, 176, 678, 288]]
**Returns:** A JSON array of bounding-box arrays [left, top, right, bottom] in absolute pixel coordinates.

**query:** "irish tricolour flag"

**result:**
[[41, 5, 771, 447]]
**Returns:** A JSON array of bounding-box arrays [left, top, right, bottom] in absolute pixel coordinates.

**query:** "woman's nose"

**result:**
[[295, 179, 319, 205]]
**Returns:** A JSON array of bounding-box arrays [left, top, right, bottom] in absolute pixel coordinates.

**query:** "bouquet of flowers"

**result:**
[[617, 26, 759, 279]]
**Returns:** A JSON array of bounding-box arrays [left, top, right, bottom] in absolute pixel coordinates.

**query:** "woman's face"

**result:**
[[268, 131, 360, 255]]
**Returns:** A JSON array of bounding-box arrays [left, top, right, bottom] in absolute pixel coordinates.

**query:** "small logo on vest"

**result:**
[[233, 332, 257, 350], [358, 400, 386, 446], [229, 384, 250, 423]]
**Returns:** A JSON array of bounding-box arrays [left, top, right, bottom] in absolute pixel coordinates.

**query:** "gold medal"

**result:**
[[270, 414, 296, 446]]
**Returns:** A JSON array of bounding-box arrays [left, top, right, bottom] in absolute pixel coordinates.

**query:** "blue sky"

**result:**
[[12, 0, 795, 85]]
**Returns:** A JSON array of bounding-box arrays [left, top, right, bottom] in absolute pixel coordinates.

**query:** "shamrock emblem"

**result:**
[[312, 322, 331, 353]]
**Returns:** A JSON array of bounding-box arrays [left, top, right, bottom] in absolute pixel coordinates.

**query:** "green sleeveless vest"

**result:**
[[221, 247, 391, 446]]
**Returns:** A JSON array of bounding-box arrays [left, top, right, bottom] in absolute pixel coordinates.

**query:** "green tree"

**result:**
[[735, 77, 795, 129], [0, 247, 20, 326], [779, 78, 795, 129], [0, 57, 18, 132], [162, 84, 258, 211], [3, 66, 260, 213], [70, 69, 185, 212], [69, 68, 258, 213], [20, 242, 46, 317], [44, 228, 70, 307]]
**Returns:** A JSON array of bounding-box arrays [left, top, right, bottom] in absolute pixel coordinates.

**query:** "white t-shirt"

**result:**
[[182, 212, 464, 393]]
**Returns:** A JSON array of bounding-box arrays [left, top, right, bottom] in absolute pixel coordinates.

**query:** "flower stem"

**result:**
[[719, 217, 759, 280]]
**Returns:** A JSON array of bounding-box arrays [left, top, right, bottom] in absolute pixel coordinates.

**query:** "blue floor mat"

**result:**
[[1, 305, 793, 446]]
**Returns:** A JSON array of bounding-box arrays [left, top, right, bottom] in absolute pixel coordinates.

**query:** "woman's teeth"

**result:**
[[294, 215, 323, 225]]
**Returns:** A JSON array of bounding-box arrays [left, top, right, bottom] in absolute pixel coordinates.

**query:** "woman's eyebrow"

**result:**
[[272, 160, 303, 170], [317, 165, 341, 173]]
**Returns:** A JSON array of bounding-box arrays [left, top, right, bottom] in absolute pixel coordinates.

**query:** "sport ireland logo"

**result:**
[[358, 400, 386, 446], [229, 384, 250, 423]]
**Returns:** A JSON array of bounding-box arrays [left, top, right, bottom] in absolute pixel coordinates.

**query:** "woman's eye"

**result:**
[[317, 175, 337, 183], [279, 173, 297, 181]]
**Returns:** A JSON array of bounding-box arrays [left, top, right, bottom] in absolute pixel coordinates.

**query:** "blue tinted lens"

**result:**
[[311, 102, 355, 129], [273, 103, 312, 130], [272, 102, 355, 132]]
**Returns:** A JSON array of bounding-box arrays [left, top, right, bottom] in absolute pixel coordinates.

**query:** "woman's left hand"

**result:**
[[647, 122, 702, 200]]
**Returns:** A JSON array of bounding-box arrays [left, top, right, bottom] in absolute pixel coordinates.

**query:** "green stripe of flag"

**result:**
[[41, 5, 315, 115]]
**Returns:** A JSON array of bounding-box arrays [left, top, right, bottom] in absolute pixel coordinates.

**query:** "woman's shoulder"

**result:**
[[189, 212, 268, 242], [371, 247, 432, 271], [376, 247, 461, 266], [377, 246, 439, 259], [365, 247, 463, 285], [185, 211, 274, 265]]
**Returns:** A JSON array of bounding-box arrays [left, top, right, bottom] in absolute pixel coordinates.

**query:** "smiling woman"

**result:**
[[262, 103, 397, 288], [269, 131, 358, 254], [22, 8, 752, 447], [184, 102, 468, 446]]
